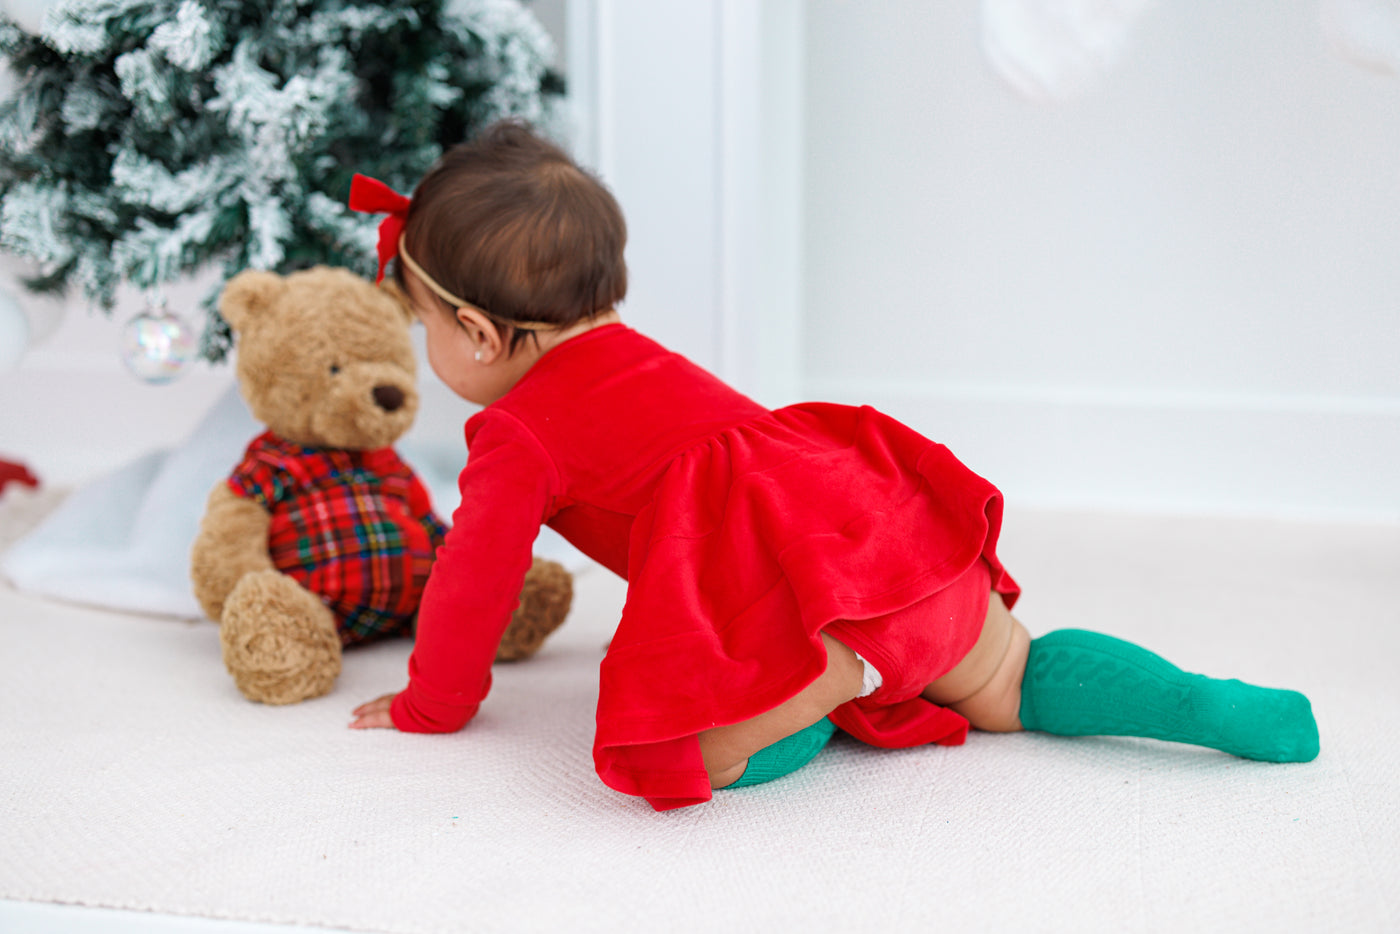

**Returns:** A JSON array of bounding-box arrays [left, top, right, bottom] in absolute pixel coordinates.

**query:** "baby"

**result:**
[[347, 121, 1318, 811]]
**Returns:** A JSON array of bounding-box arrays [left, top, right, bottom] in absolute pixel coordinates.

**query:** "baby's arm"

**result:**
[[352, 414, 559, 733]]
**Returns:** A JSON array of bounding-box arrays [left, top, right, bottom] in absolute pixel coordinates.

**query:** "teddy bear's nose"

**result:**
[[373, 385, 406, 412]]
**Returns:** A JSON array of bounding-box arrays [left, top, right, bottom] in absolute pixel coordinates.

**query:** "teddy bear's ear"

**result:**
[[377, 279, 418, 327], [219, 269, 289, 332]]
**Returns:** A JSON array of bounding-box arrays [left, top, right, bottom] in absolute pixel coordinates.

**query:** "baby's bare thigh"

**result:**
[[951, 619, 1029, 732], [921, 591, 1015, 707], [920, 592, 1029, 732]]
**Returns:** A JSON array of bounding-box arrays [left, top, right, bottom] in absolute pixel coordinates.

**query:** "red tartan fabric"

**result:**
[[228, 432, 447, 645], [392, 324, 1018, 811]]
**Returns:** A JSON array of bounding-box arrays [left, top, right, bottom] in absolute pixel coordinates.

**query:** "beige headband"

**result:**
[[395, 234, 561, 332]]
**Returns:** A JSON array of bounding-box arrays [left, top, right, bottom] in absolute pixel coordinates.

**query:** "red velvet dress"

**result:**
[[391, 324, 1018, 810]]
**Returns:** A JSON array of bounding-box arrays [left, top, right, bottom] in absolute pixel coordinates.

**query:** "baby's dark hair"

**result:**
[[397, 121, 628, 351]]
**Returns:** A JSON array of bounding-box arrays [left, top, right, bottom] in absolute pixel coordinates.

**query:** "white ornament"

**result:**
[[0, 0, 62, 35], [0, 286, 29, 373], [1323, 0, 1400, 75], [120, 296, 197, 384], [981, 0, 1155, 102]]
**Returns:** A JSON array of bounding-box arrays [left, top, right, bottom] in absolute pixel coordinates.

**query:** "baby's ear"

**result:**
[[378, 279, 417, 327], [219, 270, 288, 332]]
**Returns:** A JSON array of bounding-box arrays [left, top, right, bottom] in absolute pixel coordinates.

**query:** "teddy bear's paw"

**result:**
[[221, 570, 343, 705], [494, 557, 575, 662]]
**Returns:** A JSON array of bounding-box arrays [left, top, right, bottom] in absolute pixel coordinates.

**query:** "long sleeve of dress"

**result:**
[[390, 412, 560, 733]]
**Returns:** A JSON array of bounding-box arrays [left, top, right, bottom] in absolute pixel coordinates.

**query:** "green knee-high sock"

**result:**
[[1019, 630, 1319, 763], [727, 718, 837, 788]]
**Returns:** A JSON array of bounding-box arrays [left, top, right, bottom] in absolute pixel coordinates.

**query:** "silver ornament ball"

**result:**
[[121, 300, 196, 384]]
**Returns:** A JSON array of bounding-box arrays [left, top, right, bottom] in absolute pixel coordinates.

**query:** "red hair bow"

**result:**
[[349, 173, 411, 283]]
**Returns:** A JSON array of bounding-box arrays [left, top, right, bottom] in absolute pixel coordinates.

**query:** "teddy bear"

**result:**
[[190, 265, 572, 705]]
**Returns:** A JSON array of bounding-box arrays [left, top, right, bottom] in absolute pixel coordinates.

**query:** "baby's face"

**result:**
[[401, 268, 494, 405]]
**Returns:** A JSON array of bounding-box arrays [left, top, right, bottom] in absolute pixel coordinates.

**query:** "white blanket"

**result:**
[[0, 386, 577, 619]]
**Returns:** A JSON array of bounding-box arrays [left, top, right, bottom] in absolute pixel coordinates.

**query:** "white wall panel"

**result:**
[[802, 1, 1400, 519], [568, 0, 803, 404], [568, 0, 723, 372]]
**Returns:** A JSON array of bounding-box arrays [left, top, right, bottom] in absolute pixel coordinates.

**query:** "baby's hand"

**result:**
[[350, 692, 399, 730]]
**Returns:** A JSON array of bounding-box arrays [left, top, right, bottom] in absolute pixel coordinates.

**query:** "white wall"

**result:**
[[802, 1, 1400, 520], [0, 276, 237, 486]]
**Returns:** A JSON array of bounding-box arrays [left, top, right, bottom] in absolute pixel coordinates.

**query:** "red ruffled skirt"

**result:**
[[592, 403, 1019, 810]]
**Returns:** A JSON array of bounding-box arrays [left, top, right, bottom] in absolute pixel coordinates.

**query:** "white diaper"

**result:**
[[853, 650, 884, 698]]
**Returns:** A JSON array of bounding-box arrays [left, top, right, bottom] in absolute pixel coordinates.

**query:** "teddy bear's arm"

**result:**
[[190, 482, 276, 622]]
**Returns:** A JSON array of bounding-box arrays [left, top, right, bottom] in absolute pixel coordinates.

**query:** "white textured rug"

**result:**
[[1, 509, 1398, 933]]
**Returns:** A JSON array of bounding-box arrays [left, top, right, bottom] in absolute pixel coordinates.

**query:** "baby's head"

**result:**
[[395, 121, 628, 352]]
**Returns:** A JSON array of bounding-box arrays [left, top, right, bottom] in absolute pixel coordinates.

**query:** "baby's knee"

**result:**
[[709, 759, 748, 789], [958, 687, 1022, 733]]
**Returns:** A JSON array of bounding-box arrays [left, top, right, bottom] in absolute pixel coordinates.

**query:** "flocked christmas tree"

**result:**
[[0, 0, 562, 363]]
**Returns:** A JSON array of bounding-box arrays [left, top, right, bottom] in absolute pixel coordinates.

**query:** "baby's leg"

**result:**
[[1019, 629, 1319, 762], [699, 632, 864, 788], [922, 592, 1319, 763], [921, 591, 1030, 732]]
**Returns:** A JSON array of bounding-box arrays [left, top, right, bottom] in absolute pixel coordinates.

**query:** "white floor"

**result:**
[[2, 506, 1397, 934], [0, 901, 343, 934]]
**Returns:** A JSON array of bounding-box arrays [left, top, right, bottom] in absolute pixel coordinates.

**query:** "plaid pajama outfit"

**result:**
[[228, 432, 448, 645]]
